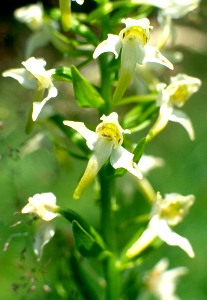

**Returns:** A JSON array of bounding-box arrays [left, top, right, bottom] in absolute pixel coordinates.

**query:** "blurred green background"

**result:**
[[1, 1, 207, 299]]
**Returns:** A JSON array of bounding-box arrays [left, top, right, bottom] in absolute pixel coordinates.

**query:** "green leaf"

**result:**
[[133, 137, 146, 163], [121, 102, 158, 132], [72, 220, 105, 257], [71, 18, 99, 46], [60, 207, 105, 250], [71, 65, 104, 109]]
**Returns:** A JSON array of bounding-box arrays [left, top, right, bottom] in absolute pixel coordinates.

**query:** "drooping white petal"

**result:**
[[2, 68, 37, 89], [138, 155, 165, 174], [150, 216, 195, 257], [34, 221, 55, 260], [169, 109, 195, 140], [143, 45, 174, 69], [32, 84, 58, 121], [93, 34, 122, 59], [110, 146, 143, 179], [63, 121, 97, 150]]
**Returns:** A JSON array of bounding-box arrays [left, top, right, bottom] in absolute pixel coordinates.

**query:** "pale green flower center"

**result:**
[[96, 122, 123, 147], [121, 26, 149, 46], [160, 201, 183, 222], [168, 84, 189, 106]]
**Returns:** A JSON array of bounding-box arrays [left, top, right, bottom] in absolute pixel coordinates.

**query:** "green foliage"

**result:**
[[71, 65, 105, 109]]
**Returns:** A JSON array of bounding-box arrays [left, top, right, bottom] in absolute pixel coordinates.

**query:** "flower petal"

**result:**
[[93, 34, 122, 59], [75, 0, 84, 4], [21, 192, 59, 221], [110, 146, 143, 179], [22, 57, 51, 89], [32, 84, 58, 121], [151, 217, 195, 258], [63, 120, 97, 150], [34, 221, 55, 260], [143, 45, 174, 69], [169, 109, 195, 140], [2, 68, 37, 89]]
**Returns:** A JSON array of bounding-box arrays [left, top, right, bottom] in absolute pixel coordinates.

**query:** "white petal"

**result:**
[[110, 146, 143, 179], [151, 217, 195, 257], [22, 57, 47, 74], [75, 0, 84, 4], [2, 68, 37, 89], [32, 85, 58, 121], [138, 155, 164, 174], [14, 3, 43, 30], [63, 121, 97, 150], [169, 109, 195, 140], [22, 192, 59, 221], [22, 57, 51, 89], [143, 45, 174, 70], [34, 222, 55, 260], [122, 17, 152, 30], [93, 34, 122, 59]]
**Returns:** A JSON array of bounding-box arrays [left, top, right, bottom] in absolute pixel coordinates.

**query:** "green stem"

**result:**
[[99, 12, 112, 115], [99, 166, 120, 300]]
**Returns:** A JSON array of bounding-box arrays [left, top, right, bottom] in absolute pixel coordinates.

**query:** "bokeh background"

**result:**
[[0, 0, 207, 299]]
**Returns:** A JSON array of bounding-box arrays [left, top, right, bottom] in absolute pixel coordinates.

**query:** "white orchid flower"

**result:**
[[147, 73, 201, 141], [93, 18, 173, 102], [144, 258, 188, 300], [144, 0, 200, 19], [14, 3, 44, 31], [64, 112, 143, 199], [126, 192, 195, 258], [22, 193, 59, 221], [2, 57, 57, 121]]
